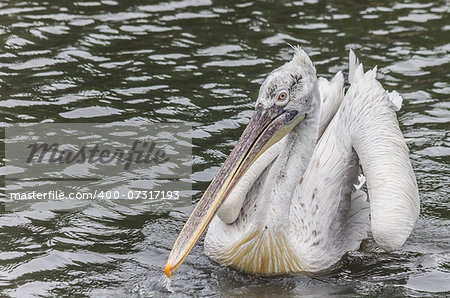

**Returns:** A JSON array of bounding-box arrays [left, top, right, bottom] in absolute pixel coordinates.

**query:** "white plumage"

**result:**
[[204, 48, 419, 273]]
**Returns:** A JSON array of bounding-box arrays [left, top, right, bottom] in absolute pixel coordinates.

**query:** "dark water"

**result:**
[[0, 0, 449, 296]]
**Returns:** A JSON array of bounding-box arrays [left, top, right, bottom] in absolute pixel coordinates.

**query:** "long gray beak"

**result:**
[[164, 103, 305, 277]]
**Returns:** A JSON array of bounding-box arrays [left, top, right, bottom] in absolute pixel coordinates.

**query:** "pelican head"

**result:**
[[165, 47, 319, 277]]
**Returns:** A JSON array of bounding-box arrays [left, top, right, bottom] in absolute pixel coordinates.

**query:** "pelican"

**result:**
[[164, 48, 419, 276]]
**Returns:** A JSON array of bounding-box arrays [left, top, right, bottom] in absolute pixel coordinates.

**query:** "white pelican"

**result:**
[[164, 48, 419, 276]]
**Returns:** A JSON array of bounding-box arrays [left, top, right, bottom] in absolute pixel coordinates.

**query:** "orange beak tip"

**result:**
[[164, 263, 173, 278]]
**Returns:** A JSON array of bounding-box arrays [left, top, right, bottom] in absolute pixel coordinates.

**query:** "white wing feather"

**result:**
[[350, 48, 403, 111], [289, 123, 370, 270], [387, 90, 403, 111], [290, 52, 419, 269], [318, 71, 344, 138], [347, 65, 419, 251]]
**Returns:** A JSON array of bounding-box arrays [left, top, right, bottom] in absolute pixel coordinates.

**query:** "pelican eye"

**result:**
[[277, 91, 288, 101]]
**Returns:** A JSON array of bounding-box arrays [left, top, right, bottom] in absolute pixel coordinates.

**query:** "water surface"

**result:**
[[0, 0, 449, 296]]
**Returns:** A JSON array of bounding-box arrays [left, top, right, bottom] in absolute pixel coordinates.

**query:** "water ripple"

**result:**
[[0, 0, 448, 296]]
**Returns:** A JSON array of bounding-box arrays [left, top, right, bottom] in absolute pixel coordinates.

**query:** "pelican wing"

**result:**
[[318, 71, 344, 138], [289, 111, 369, 270], [290, 55, 419, 269], [346, 63, 419, 250]]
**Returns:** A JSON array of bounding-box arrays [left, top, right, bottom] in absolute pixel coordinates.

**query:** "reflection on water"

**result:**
[[0, 0, 449, 296]]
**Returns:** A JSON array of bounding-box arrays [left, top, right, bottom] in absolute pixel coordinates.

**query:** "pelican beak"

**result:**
[[164, 104, 305, 277]]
